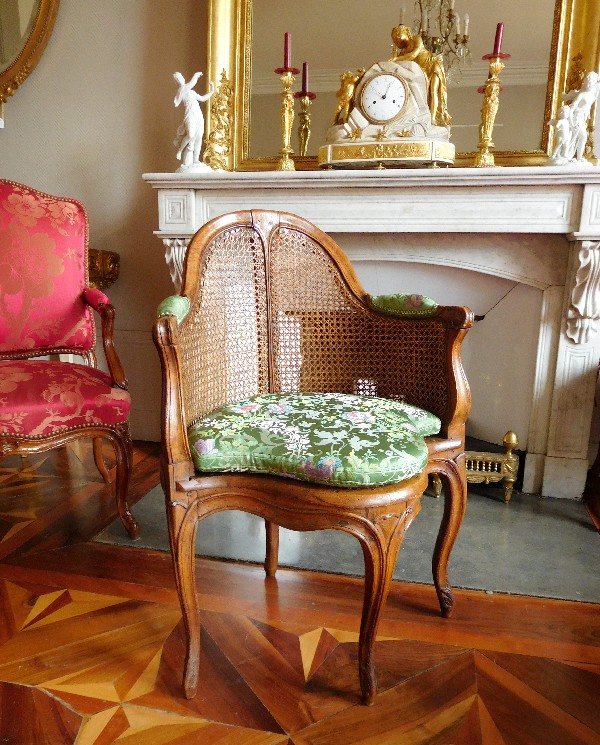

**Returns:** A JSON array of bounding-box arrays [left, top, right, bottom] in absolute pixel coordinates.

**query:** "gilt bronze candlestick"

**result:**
[[294, 91, 316, 157], [274, 66, 299, 171], [294, 62, 316, 158], [474, 23, 510, 168]]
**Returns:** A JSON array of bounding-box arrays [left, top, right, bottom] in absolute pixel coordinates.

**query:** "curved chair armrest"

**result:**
[[83, 288, 128, 390], [84, 286, 111, 311]]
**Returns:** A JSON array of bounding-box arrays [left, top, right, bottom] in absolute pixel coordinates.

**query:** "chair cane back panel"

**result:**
[[269, 227, 450, 420], [179, 225, 270, 427], [178, 214, 456, 433]]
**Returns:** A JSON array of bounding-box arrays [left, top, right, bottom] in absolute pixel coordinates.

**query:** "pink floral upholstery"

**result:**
[[0, 180, 138, 539], [0, 360, 130, 437], [0, 180, 94, 355]]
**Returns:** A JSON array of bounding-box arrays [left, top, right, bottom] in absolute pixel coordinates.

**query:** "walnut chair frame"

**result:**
[[0, 180, 138, 540], [153, 210, 473, 704]]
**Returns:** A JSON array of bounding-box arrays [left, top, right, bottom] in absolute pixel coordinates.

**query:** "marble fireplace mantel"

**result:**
[[143, 165, 600, 500]]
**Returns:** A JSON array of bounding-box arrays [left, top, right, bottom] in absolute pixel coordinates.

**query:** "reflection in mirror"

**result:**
[[250, 0, 554, 158], [0, 0, 39, 72], [207, 0, 600, 169]]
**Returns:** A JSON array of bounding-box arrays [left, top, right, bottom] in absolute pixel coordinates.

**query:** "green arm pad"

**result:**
[[156, 295, 191, 324], [368, 293, 438, 317]]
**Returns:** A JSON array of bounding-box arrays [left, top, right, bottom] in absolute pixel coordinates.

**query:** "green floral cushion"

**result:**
[[187, 392, 440, 487]]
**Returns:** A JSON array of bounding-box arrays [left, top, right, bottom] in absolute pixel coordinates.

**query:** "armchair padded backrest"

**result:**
[[0, 180, 94, 357], [178, 211, 451, 432]]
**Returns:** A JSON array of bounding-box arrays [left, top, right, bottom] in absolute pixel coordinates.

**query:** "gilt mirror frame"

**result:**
[[0, 0, 60, 104], [207, 0, 600, 171]]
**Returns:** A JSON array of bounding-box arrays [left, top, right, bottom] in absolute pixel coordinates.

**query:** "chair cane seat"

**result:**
[[188, 392, 440, 487]]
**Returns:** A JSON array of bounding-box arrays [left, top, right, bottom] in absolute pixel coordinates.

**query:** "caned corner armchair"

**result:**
[[153, 209, 473, 704], [0, 179, 138, 540]]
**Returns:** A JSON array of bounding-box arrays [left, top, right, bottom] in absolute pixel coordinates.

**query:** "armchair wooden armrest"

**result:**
[[83, 288, 128, 390]]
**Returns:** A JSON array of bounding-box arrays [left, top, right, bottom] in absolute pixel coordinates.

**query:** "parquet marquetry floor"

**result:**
[[0, 442, 599, 744]]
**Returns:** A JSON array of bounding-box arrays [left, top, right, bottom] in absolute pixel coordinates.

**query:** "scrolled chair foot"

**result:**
[[123, 512, 140, 540], [437, 584, 454, 618]]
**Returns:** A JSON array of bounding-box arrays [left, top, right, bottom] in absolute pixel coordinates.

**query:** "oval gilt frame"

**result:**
[[0, 0, 60, 104]]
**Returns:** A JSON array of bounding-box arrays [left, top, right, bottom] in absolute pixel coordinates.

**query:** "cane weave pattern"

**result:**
[[178, 222, 450, 429], [179, 227, 269, 427], [269, 228, 449, 418]]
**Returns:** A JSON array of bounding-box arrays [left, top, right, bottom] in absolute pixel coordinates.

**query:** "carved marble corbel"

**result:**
[[162, 238, 190, 292], [566, 241, 600, 344]]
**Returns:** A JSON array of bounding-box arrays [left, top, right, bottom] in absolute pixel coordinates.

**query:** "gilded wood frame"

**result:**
[[206, 0, 600, 171], [0, 0, 60, 104]]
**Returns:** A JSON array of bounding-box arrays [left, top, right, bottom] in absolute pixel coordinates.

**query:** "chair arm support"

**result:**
[[83, 288, 128, 390], [153, 314, 194, 470]]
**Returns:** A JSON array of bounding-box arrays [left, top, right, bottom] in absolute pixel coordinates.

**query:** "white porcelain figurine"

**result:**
[[548, 71, 600, 165], [173, 71, 215, 171]]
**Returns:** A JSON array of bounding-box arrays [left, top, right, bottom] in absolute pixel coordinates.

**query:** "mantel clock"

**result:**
[[318, 25, 455, 169]]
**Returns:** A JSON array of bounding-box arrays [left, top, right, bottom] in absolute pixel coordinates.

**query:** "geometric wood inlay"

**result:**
[[0, 442, 598, 744]]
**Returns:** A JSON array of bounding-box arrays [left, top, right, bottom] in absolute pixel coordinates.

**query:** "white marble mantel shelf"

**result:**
[[144, 165, 600, 500], [144, 165, 600, 238]]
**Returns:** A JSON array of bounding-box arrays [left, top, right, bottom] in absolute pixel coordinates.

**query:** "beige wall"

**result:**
[[1, 0, 208, 440]]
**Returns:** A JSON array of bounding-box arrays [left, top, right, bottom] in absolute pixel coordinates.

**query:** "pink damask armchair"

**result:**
[[0, 180, 138, 539]]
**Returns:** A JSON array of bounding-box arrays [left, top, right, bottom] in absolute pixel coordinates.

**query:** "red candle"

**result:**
[[493, 22, 504, 55], [302, 62, 308, 92], [284, 32, 291, 69]]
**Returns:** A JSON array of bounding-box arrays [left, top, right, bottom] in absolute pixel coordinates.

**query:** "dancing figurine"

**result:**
[[548, 70, 600, 165], [173, 71, 215, 170]]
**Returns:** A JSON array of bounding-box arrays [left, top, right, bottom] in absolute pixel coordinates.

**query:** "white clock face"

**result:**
[[360, 73, 408, 124]]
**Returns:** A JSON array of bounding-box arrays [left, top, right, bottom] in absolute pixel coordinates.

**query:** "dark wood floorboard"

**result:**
[[0, 441, 598, 744]]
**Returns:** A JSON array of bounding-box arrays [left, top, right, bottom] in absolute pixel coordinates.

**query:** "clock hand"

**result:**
[[381, 82, 393, 100]]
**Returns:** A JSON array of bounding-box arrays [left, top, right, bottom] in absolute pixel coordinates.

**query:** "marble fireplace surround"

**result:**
[[143, 166, 600, 500]]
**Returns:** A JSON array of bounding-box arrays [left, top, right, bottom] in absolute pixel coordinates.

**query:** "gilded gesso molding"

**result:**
[[203, 70, 234, 171], [208, 0, 599, 171], [566, 240, 600, 344], [207, 0, 251, 171]]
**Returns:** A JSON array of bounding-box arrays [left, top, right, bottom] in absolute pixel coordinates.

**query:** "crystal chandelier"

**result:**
[[409, 0, 472, 79]]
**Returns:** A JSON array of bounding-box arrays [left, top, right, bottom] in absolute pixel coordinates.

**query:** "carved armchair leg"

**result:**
[[170, 503, 201, 699], [431, 461, 466, 618], [264, 520, 280, 577], [355, 497, 421, 705], [93, 437, 111, 483], [111, 424, 139, 540]]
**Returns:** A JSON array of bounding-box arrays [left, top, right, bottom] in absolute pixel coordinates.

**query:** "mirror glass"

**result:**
[[0, 0, 39, 72], [250, 0, 554, 158]]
